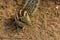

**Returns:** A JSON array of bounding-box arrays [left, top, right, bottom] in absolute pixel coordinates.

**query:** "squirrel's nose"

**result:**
[[25, 13, 32, 26]]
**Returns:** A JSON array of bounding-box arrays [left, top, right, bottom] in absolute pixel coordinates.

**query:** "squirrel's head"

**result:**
[[17, 10, 32, 26]]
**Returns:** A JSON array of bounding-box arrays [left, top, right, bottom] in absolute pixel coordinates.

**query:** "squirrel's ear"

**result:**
[[18, 10, 21, 16], [19, 10, 24, 17]]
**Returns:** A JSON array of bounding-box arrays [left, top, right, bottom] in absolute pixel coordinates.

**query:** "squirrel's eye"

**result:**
[[24, 11, 27, 16], [19, 10, 27, 17]]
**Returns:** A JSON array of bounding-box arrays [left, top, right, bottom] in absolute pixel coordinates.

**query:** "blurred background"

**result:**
[[0, 0, 60, 40]]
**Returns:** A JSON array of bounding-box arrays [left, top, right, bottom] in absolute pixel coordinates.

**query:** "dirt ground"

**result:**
[[0, 0, 60, 40]]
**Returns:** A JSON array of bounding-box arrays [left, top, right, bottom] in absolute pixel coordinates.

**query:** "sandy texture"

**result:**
[[0, 0, 60, 40]]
